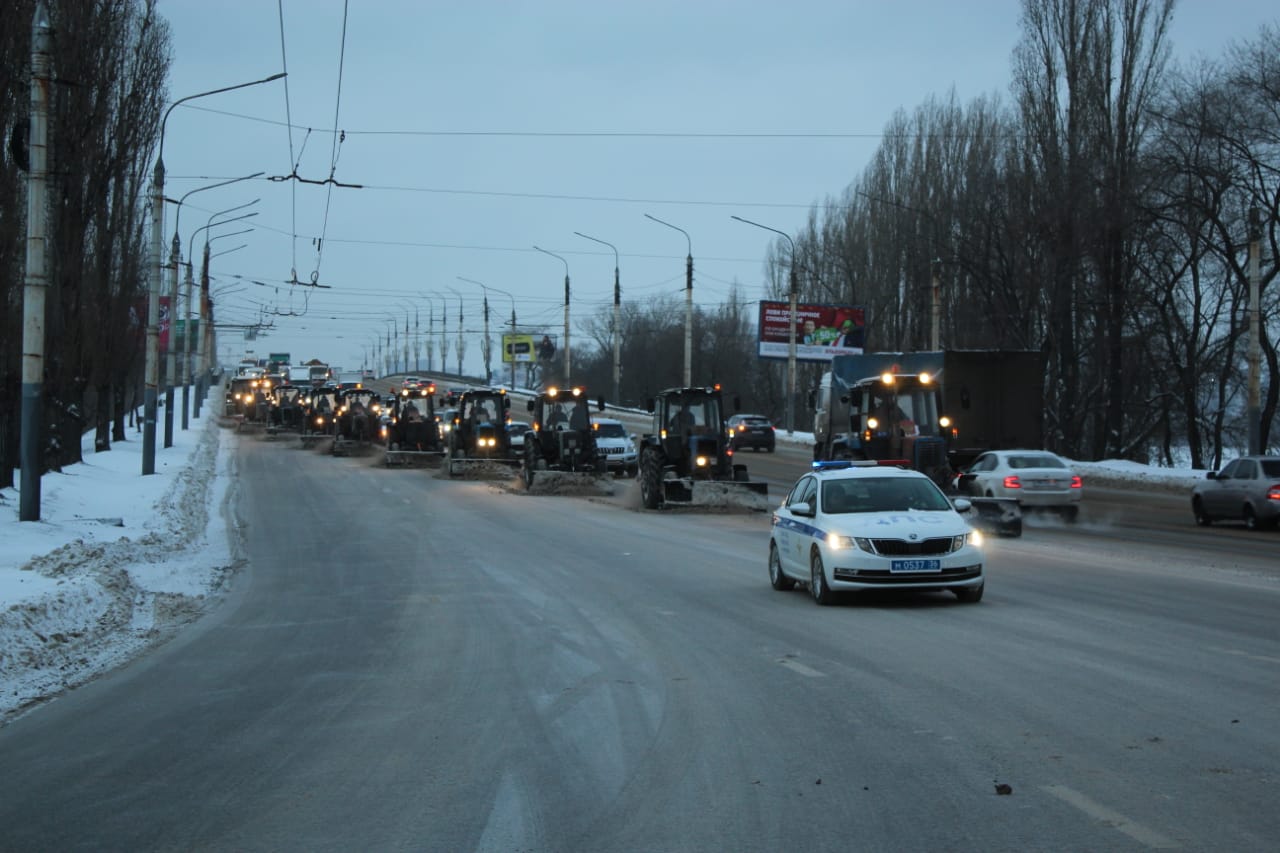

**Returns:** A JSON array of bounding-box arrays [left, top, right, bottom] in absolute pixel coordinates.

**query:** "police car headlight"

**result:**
[[826, 533, 857, 550], [965, 529, 984, 548], [854, 536, 875, 553]]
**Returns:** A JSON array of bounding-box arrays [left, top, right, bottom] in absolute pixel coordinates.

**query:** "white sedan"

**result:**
[[769, 462, 984, 605], [958, 449, 1082, 520]]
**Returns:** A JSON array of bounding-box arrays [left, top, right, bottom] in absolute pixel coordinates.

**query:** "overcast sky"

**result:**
[[157, 0, 1276, 378]]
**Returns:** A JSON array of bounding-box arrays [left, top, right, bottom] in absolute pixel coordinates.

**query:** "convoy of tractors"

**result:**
[[221, 347, 1038, 526], [221, 362, 772, 508]]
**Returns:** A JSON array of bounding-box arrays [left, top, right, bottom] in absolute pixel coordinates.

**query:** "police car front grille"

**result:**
[[869, 537, 955, 556]]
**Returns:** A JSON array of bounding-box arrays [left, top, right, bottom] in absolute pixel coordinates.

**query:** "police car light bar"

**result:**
[[811, 459, 881, 471]]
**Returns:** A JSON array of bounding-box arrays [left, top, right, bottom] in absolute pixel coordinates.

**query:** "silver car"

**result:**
[[1191, 455, 1280, 530], [958, 449, 1082, 521]]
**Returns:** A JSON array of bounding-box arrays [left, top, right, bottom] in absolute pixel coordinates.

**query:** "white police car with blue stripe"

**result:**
[[769, 461, 984, 605]]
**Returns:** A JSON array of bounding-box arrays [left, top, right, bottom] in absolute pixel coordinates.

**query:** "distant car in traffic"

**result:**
[[506, 420, 531, 451], [727, 413, 776, 452], [591, 417, 638, 477], [1191, 455, 1280, 530], [957, 449, 1082, 521], [770, 461, 984, 605]]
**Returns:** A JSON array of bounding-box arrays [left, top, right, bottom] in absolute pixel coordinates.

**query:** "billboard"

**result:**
[[502, 333, 536, 363], [757, 300, 865, 362]]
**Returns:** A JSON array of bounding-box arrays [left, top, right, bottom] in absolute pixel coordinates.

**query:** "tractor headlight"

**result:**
[[695, 455, 709, 467]]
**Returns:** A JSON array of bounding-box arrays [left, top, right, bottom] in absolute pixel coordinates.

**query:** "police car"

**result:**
[[769, 461, 984, 605]]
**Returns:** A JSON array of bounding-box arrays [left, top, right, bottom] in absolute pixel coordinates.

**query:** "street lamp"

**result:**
[[644, 214, 693, 387], [533, 246, 571, 384], [423, 290, 451, 375], [1248, 206, 1263, 454], [732, 215, 799, 436], [457, 277, 496, 386], [190, 201, 259, 420], [144, 70, 285, 475], [169, 173, 262, 432], [575, 231, 622, 401], [446, 286, 465, 376]]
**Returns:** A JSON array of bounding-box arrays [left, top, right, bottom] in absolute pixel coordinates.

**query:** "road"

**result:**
[[0, 425, 1277, 851]]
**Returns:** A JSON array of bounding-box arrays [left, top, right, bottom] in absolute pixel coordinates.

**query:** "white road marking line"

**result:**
[[778, 658, 825, 678], [1043, 784, 1179, 849]]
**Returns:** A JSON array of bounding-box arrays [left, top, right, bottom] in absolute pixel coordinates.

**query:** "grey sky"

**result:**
[[159, 0, 1276, 376]]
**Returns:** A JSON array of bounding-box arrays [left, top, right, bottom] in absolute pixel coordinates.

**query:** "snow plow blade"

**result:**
[[966, 496, 1022, 537], [384, 449, 444, 468], [332, 437, 375, 457], [525, 469, 613, 495], [447, 456, 522, 478], [662, 478, 770, 508]]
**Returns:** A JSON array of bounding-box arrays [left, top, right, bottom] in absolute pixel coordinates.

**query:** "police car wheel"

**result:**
[[769, 543, 794, 591], [810, 550, 834, 605]]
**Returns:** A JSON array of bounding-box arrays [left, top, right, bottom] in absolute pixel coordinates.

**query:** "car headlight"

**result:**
[[826, 533, 858, 550], [956, 530, 984, 550]]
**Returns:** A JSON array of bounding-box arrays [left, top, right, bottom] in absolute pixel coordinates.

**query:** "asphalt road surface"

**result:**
[[0, 427, 1277, 851]]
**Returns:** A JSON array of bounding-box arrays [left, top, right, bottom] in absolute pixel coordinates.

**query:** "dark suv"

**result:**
[[727, 414, 776, 452]]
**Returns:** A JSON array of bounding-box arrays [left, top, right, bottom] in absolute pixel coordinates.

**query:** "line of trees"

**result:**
[[570, 0, 1277, 468], [0, 0, 169, 488]]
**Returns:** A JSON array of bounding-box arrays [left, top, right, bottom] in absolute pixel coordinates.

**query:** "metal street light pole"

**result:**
[[170, 175, 262, 433], [144, 70, 285, 475], [732, 215, 799, 436], [446, 287, 465, 377], [1248, 206, 1262, 455], [645, 214, 693, 387], [19, 2, 51, 520], [575, 231, 622, 401], [418, 293, 439, 374], [534, 246, 571, 384], [425, 291, 450, 375], [190, 202, 259, 415], [457, 277, 497, 386]]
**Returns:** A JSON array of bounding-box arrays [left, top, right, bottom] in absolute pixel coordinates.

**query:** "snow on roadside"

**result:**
[[0, 411, 239, 724]]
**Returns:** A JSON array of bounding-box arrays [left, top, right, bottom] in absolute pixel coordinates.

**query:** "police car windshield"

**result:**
[[822, 476, 951, 513]]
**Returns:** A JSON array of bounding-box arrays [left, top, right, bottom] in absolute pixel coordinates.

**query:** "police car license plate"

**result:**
[[890, 559, 940, 573]]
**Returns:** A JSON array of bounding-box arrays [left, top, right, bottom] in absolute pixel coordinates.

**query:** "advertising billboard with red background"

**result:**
[[757, 300, 865, 362]]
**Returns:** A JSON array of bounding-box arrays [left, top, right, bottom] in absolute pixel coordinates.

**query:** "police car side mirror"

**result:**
[[527, 400, 535, 413], [792, 501, 815, 517], [952, 498, 972, 513]]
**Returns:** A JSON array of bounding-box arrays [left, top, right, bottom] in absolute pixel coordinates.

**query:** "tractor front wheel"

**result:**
[[640, 449, 665, 510]]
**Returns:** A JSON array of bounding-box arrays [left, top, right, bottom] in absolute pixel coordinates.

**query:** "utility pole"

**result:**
[[930, 258, 941, 351], [644, 215, 692, 386], [181, 259, 194, 429], [575, 232, 621, 401], [164, 232, 179, 447], [731, 215, 799, 435], [19, 3, 51, 521], [1248, 207, 1262, 455], [534, 247, 571, 384]]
